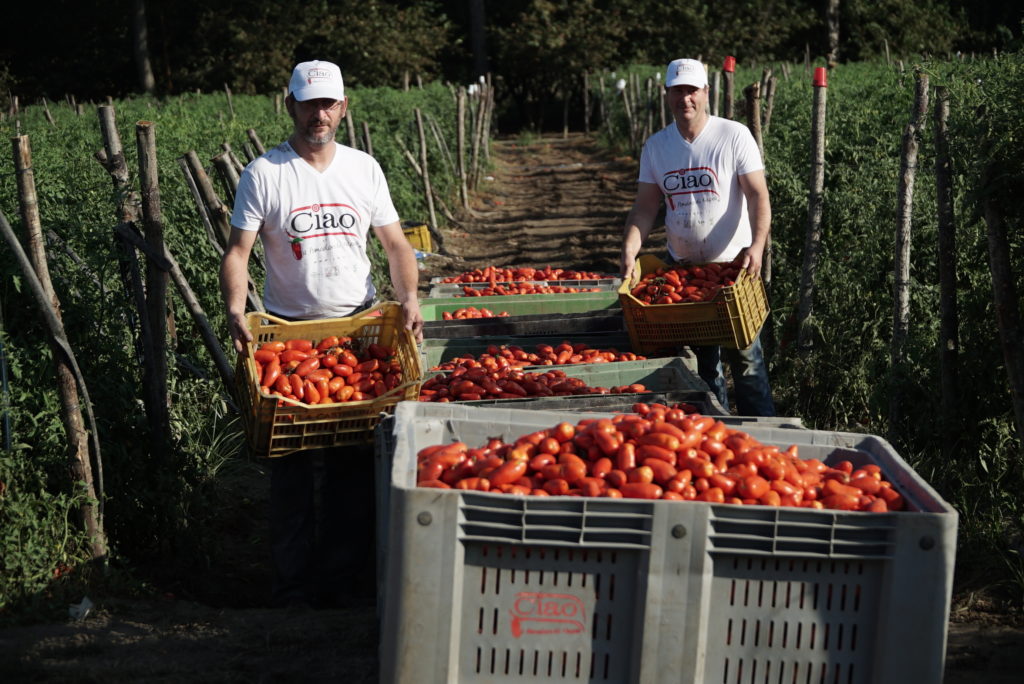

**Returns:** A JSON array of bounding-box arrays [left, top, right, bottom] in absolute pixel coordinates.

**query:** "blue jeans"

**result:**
[[692, 333, 775, 416]]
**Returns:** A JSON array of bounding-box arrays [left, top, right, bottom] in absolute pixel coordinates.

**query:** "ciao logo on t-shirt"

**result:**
[[287, 202, 361, 236], [661, 166, 720, 210]]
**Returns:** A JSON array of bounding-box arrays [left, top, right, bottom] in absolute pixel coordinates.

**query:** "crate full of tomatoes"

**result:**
[[377, 401, 957, 684], [619, 254, 769, 353], [235, 303, 422, 458]]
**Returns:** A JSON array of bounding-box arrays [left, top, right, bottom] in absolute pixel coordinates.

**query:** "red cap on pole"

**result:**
[[723, 56, 736, 73], [813, 66, 828, 87]]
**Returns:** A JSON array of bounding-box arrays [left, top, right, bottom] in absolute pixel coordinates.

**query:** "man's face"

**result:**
[[665, 85, 708, 125], [288, 97, 347, 146]]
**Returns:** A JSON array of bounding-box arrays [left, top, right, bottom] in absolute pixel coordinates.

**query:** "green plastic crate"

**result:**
[[420, 332, 638, 370], [419, 291, 620, 322], [422, 309, 625, 339], [421, 356, 710, 405]]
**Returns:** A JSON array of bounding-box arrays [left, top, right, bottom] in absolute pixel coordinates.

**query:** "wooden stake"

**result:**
[[247, 128, 265, 155], [934, 86, 959, 458], [135, 121, 172, 454], [224, 83, 235, 119], [12, 136, 107, 563], [362, 120, 374, 157], [211, 151, 240, 204], [415, 108, 439, 243], [889, 71, 929, 435], [797, 70, 828, 352], [457, 87, 469, 209], [346, 110, 358, 149]]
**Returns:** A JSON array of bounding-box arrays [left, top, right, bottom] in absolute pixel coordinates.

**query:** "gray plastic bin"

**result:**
[[377, 402, 957, 684]]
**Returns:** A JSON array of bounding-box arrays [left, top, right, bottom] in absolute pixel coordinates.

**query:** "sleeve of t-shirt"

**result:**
[[734, 125, 764, 176], [637, 140, 657, 185], [230, 162, 265, 232], [370, 160, 401, 227]]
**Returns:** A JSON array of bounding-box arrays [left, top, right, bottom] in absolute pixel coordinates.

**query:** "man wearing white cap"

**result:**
[[220, 59, 423, 608], [620, 58, 775, 416]]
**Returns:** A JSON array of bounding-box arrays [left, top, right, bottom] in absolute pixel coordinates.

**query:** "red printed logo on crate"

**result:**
[[509, 592, 586, 638]]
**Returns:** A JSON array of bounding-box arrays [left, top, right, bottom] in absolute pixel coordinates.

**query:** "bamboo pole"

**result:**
[[415, 108, 439, 242], [135, 121, 172, 453], [362, 120, 374, 157], [723, 56, 736, 120], [12, 136, 107, 563], [888, 70, 930, 435], [95, 105, 141, 224], [211, 150, 240, 203], [346, 111, 358, 149], [184, 150, 232, 251], [247, 128, 265, 155], [934, 86, 959, 459], [0, 211, 107, 558], [425, 112, 455, 179], [457, 87, 469, 209], [763, 76, 778, 136], [797, 68, 828, 352], [469, 87, 485, 189], [223, 83, 235, 119], [114, 223, 234, 392]]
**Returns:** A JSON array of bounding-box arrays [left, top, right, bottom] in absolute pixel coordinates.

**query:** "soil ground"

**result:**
[[1, 134, 1022, 683]]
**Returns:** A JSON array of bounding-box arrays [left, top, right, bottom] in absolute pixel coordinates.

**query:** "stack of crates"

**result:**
[[376, 402, 958, 684]]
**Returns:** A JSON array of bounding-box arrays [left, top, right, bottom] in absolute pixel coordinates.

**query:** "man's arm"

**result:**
[[219, 227, 259, 353], [373, 221, 424, 342], [737, 169, 771, 277], [620, 182, 663, 280]]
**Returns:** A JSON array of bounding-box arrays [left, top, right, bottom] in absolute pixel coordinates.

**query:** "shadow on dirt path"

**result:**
[[1, 133, 1022, 683]]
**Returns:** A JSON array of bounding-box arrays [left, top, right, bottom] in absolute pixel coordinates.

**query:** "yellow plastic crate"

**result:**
[[618, 254, 768, 353], [402, 223, 432, 252], [234, 302, 422, 458]]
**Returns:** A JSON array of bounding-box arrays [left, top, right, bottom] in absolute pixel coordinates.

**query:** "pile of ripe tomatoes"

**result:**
[[631, 262, 743, 305], [419, 366, 647, 402], [440, 306, 510, 320], [438, 265, 607, 284], [252, 336, 403, 406], [457, 283, 603, 296], [416, 403, 905, 512], [430, 341, 645, 372]]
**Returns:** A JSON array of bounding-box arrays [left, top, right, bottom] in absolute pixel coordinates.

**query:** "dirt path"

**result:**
[[1, 134, 1021, 683]]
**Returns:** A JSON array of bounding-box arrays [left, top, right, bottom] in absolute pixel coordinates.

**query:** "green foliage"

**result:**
[[600, 54, 1024, 601], [0, 80, 465, 616]]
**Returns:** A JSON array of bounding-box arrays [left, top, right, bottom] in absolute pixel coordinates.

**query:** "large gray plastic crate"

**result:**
[[378, 403, 958, 684]]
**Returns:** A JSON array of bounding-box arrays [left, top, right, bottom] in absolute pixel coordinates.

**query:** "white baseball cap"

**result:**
[[664, 58, 708, 89], [288, 60, 344, 101]]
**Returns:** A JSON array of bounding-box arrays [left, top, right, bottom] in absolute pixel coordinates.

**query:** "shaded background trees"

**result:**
[[0, 0, 1020, 131]]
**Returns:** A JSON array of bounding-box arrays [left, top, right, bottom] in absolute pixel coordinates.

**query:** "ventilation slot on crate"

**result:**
[[459, 495, 653, 549], [704, 555, 881, 684], [708, 506, 896, 559], [459, 543, 640, 682]]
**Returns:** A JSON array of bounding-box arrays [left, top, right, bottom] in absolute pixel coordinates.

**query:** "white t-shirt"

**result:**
[[639, 116, 763, 262], [231, 141, 400, 319]]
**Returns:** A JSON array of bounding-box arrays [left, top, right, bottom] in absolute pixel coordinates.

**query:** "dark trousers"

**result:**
[[269, 443, 376, 608]]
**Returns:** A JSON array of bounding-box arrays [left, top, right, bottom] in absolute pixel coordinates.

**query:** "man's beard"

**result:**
[[299, 119, 338, 145]]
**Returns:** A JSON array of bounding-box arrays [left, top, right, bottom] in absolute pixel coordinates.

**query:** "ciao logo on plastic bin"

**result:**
[[510, 592, 586, 638]]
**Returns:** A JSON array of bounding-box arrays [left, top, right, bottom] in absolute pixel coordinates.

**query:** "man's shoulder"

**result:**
[[707, 116, 753, 139]]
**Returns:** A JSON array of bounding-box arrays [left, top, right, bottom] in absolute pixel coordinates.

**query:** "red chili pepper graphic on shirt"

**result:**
[[290, 237, 303, 260]]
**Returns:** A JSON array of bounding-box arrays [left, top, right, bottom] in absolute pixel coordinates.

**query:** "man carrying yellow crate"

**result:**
[[219, 59, 423, 609], [620, 58, 775, 416]]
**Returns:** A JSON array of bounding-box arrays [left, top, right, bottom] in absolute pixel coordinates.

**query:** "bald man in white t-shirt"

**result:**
[[621, 58, 775, 416]]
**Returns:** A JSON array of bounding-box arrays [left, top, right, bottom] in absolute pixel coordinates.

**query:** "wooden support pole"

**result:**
[[415, 108, 439, 242], [934, 86, 960, 459], [12, 136, 107, 563], [135, 121, 172, 454], [246, 128, 266, 155], [888, 70, 930, 435], [362, 120, 374, 157], [184, 150, 232, 251], [457, 87, 469, 209], [797, 69, 828, 352], [346, 111, 358, 149]]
